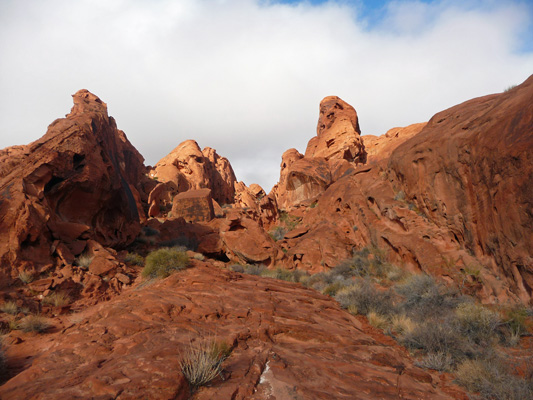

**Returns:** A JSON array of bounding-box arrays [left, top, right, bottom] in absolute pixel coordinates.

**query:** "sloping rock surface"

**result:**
[[388, 76, 533, 302], [0, 90, 146, 282], [0, 264, 465, 400]]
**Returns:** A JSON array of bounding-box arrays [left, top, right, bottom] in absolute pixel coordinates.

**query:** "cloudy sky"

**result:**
[[1, 0, 532, 191]]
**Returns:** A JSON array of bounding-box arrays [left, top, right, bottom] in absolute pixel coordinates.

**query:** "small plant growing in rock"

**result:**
[[76, 253, 93, 269], [179, 338, 230, 389], [142, 247, 190, 278], [42, 292, 70, 307], [0, 301, 18, 315], [18, 271, 34, 284], [19, 315, 50, 333], [268, 226, 287, 241]]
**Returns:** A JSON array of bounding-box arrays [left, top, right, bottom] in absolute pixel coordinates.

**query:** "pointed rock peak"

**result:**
[[317, 96, 360, 136], [305, 96, 366, 163], [67, 89, 108, 117]]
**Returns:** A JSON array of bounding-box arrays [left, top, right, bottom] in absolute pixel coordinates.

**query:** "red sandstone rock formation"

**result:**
[[171, 188, 215, 223], [362, 122, 427, 162], [0, 90, 146, 284], [234, 181, 278, 226], [388, 76, 533, 302], [150, 140, 237, 205], [0, 264, 465, 400]]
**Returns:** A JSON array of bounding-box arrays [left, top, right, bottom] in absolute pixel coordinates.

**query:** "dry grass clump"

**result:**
[[0, 301, 18, 315], [42, 292, 70, 307], [18, 271, 34, 284], [142, 247, 190, 278], [455, 302, 501, 345], [416, 352, 454, 372], [268, 226, 287, 241], [390, 314, 416, 335], [19, 315, 50, 333], [179, 339, 231, 388], [76, 253, 94, 269], [367, 311, 389, 330]]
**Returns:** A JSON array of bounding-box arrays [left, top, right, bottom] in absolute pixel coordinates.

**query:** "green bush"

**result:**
[[142, 247, 190, 278], [269, 226, 287, 241]]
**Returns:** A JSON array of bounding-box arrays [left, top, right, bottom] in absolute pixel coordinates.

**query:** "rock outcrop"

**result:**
[[150, 140, 237, 205], [388, 76, 533, 302], [0, 264, 465, 400], [0, 90, 146, 283], [305, 95, 366, 163], [171, 188, 215, 223]]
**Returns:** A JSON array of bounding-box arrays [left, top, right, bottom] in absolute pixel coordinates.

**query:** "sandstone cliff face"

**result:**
[[388, 76, 533, 302], [0, 90, 145, 281], [0, 263, 464, 400], [150, 140, 237, 205]]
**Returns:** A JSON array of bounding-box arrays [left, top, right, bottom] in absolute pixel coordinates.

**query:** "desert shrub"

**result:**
[[142, 247, 190, 278], [455, 302, 501, 345], [367, 311, 389, 329], [0, 302, 18, 315], [19, 315, 50, 333], [260, 268, 295, 282], [0, 343, 6, 378], [18, 271, 34, 284], [335, 280, 394, 316], [42, 292, 70, 307], [180, 339, 230, 388], [394, 190, 406, 201], [395, 274, 459, 320], [502, 305, 529, 336], [455, 357, 533, 400], [416, 352, 453, 372], [193, 253, 205, 261], [322, 281, 348, 296], [279, 211, 300, 230], [269, 226, 287, 241], [229, 264, 244, 273], [390, 314, 416, 335], [8, 319, 19, 331], [400, 318, 470, 362], [125, 252, 144, 266], [76, 253, 93, 269], [243, 264, 266, 275]]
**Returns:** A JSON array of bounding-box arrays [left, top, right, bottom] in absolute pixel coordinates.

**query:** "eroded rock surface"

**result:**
[[0, 264, 465, 400], [150, 140, 237, 205], [0, 90, 146, 283]]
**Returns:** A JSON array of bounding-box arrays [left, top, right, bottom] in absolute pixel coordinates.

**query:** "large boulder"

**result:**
[[0, 90, 146, 281]]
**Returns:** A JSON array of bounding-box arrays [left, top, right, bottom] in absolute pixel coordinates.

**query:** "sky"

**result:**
[[1, 0, 532, 191]]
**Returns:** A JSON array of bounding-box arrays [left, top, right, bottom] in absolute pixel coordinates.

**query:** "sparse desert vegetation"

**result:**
[[142, 247, 190, 278]]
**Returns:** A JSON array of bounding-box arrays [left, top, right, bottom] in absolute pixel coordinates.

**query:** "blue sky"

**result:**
[[1, 0, 532, 190]]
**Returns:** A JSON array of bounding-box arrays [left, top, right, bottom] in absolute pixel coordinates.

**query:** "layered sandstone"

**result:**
[[150, 140, 237, 205], [171, 188, 215, 223], [0, 90, 146, 283]]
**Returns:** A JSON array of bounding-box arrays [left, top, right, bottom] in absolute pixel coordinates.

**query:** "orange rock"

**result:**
[[305, 96, 366, 163], [151, 140, 236, 205], [171, 188, 215, 223], [0, 89, 146, 283], [0, 265, 465, 400]]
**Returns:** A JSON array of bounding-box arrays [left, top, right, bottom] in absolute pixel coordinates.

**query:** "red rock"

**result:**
[[234, 181, 278, 226], [0, 89, 146, 283], [150, 140, 237, 205], [171, 188, 215, 223], [0, 265, 464, 400], [305, 96, 366, 163], [388, 75, 533, 302], [28, 278, 54, 293], [362, 122, 427, 162]]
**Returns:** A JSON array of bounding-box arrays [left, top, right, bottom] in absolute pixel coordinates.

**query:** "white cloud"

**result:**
[[1, 0, 532, 191]]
